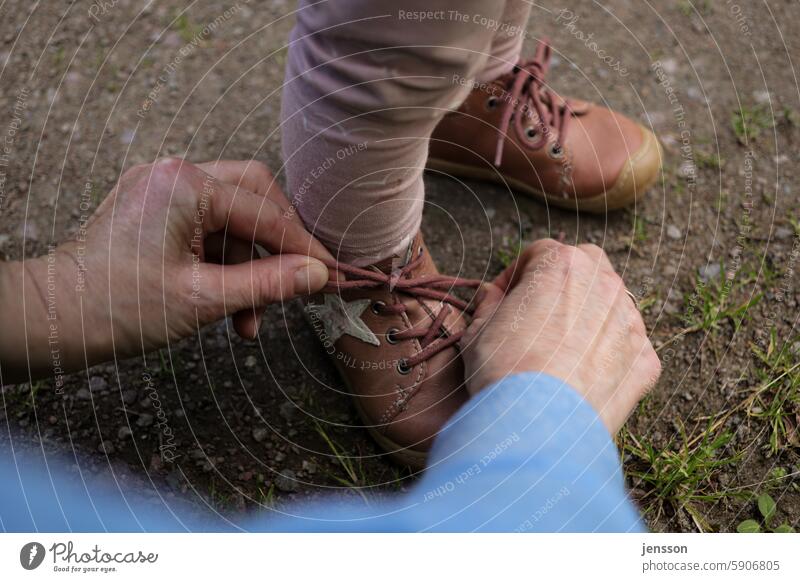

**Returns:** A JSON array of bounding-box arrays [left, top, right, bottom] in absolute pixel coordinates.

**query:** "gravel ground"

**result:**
[[1, 0, 799, 532]]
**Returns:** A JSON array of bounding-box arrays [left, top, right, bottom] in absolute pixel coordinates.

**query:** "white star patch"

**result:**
[[305, 294, 380, 346]]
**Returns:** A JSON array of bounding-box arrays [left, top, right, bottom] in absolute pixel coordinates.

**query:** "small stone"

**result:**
[[274, 469, 298, 492], [660, 58, 678, 75], [98, 441, 115, 454], [122, 389, 138, 405], [252, 427, 268, 442], [274, 451, 286, 463], [118, 426, 133, 440], [89, 376, 108, 392], [677, 161, 696, 179], [302, 460, 317, 474], [753, 90, 771, 105], [775, 227, 793, 240], [136, 413, 154, 427], [698, 263, 721, 282], [279, 401, 296, 422], [663, 301, 681, 315], [120, 128, 136, 145], [76, 388, 91, 400], [244, 355, 258, 368], [666, 225, 682, 240], [686, 86, 703, 102]]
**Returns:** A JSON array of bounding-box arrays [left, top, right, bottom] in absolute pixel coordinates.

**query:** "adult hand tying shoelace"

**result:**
[[0, 158, 333, 384]]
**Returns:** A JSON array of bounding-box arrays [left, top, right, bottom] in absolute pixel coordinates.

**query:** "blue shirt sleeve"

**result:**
[[257, 372, 645, 532], [0, 373, 644, 532]]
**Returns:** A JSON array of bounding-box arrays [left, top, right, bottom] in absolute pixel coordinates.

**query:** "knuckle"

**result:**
[[256, 269, 287, 303], [532, 238, 563, 256], [247, 160, 272, 182], [578, 243, 602, 255], [150, 157, 190, 183], [601, 271, 625, 295]]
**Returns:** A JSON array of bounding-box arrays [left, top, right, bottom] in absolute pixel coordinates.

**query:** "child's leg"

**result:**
[[475, 0, 532, 83], [280, 1, 506, 265]]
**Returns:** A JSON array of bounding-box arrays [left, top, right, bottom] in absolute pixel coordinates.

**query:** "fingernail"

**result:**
[[294, 259, 329, 294]]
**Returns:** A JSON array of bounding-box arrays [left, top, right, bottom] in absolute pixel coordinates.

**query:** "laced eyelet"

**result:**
[[396, 359, 412, 375], [548, 143, 564, 159], [524, 126, 539, 142], [417, 245, 424, 257], [485, 96, 498, 111], [386, 328, 400, 344], [371, 301, 386, 315]]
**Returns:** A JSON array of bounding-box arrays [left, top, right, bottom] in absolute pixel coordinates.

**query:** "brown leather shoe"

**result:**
[[305, 234, 480, 469], [429, 40, 662, 213]]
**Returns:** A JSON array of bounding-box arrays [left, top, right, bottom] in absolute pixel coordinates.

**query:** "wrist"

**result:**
[[0, 245, 104, 384]]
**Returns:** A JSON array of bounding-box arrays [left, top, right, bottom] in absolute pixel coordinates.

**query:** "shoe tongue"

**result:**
[[369, 235, 420, 275]]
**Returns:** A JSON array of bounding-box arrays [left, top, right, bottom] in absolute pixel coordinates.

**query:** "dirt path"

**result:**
[[1, 0, 798, 532]]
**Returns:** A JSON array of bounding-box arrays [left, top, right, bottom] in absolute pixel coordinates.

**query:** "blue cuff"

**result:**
[[413, 372, 645, 532]]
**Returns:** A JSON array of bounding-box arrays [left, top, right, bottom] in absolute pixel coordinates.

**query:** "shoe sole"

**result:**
[[427, 125, 663, 214], [351, 394, 429, 470]]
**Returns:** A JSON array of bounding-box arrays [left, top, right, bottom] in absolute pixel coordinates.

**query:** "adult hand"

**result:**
[[460, 239, 660, 433], [0, 158, 332, 384]]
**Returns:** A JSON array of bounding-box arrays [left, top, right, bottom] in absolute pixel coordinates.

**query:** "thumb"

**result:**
[[201, 254, 329, 316]]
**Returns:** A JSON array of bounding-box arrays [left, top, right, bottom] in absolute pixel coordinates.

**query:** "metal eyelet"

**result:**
[[417, 245, 424, 257], [485, 96, 498, 111], [548, 143, 565, 159], [396, 359, 412, 375], [524, 126, 539, 141], [386, 328, 400, 344], [371, 300, 386, 315]]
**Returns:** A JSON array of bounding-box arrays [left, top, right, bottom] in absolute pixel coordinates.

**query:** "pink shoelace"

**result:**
[[494, 39, 574, 167], [321, 252, 482, 370]]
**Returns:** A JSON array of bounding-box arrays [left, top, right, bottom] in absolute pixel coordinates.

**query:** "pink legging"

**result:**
[[281, 1, 532, 265]]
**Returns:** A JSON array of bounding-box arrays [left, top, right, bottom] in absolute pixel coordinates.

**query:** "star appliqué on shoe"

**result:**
[[305, 294, 380, 346]]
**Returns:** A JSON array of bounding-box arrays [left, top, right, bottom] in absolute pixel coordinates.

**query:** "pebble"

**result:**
[[118, 426, 133, 440], [89, 376, 108, 392], [753, 90, 771, 105], [660, 58, 678, 75], [775, 227, 793, 240], [698, 263, 721, 282], [244, 355, 258, 368], [136, 413, 154, 427], [98, 441, 115, 455], [252, 427, 268, 442], [121, 389, 138, 405], [666, 225, 682, 240], [274, 469, 298, 492], [677, 161, 696, 179], [76, 388, 91, 400], [279, 401, 296, 422], [120, 128, 136, 145]]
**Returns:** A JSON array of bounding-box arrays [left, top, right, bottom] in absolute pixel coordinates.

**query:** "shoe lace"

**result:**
[[321, 253, 482, 368], [494, 39, 573, 167]]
